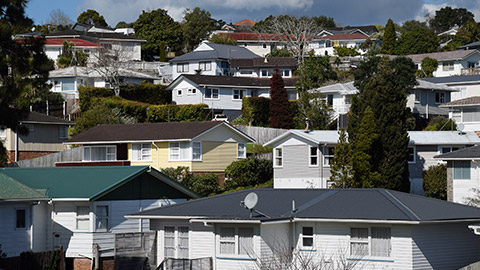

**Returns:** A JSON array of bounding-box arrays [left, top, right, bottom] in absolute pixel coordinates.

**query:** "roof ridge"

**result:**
[[379, 190, 420, 221], [287, 190, 338, 217]]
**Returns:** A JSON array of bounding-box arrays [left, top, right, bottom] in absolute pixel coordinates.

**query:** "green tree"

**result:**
[[295, 52, 338, 92], [77, 9, 108, 27], [417, 57, 438, 78], [381, 19, 396, 54], [313, 16, 336, 28], [423, 164, 447, 200], [134, 9, 183, 60], [224, 157, 273, 190], [334, 46, 360, 56], [269, 69, 294, 129], [330, 129, 354, 188], [423, 116, 456, 131], [443, 18, 480, 51], [115, 21, 134, 28], [208, 33, 237, 45], [395, 22, 439, 55], [267, 48, 293, 57], [181, 7, 223, 52], [0, 0, 52, 165], [352, 106, 381, 188], [69, 103, 123, 137], [57, 41, 89, 67], [429, 6, 474, 33]]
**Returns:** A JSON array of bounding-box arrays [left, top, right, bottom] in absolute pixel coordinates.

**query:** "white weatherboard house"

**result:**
[[127, 188, 480, 270], [0, 166, 198, 268], [264, 130, 480, 194]]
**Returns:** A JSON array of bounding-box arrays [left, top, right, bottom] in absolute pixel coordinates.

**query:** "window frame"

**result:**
[[76, 205, 90, 232], [322, 146, 335, 167], [198, 61, 211, 71], [442, 61, 455, 71], [177, 63, 189, 73], [408, 146, 416, 164], [131, 143, 152, 162], [82, 145, 117, 162], [58, 126, 68, 139], [95, 205, 110, 232], [164, 225, 190, 259], [192, 142, 202, 161], [301, 226, 314, 249], [205, 88, 219, 100], [218, 226, 255, 257], [15, 208, 27, 230], [274, 147, 283, 168], [232, 89, 245, 100], [454, 160, 471, 180], [349, 226, 392, 258], [168, 141, 197, 161], [309, 146, 319, 167], [435, 92, 446, 104], [238, 143, 246, 159]]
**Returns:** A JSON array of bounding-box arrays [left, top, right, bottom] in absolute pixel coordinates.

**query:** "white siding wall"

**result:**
[[453, 161, 480, 204], [171, 80, 205, 107], [172, 61, 219, 80], [412, 223, 480, 269], [32, 202, 49, 252], [0, 202, 33, 257]]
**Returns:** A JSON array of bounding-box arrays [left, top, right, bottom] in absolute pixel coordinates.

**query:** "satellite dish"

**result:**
[[243, 192, 258, 210], [457, 123, 465, 132]]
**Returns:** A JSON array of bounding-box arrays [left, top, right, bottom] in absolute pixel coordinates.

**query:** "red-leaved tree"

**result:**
[[269, 69, 294, 129]]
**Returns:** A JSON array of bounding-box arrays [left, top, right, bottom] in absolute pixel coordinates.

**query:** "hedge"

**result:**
[[79, 86, 114, 111], [120, 83, 171, 105], [94, 96, 150, 122], [147, 104, 209, 122], [242, 97, 270, 127], [224, 157, 273, 190]]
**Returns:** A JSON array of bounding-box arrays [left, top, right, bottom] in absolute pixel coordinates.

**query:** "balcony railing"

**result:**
[[461, 68, 480, 75]]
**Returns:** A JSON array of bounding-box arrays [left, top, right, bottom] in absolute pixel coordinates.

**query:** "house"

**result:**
[[313, 79, 457, 123], [1, 112, 73, 163], [441, 96, 480, 132], [230, 57, 296, 78], [43, 38, 101, 62], [48, 66, 158, 100], [0, 166, 199, 268], [64, 121, 255, 181], [216, 32, 288, 57], [422, 75, 480, 101], [167, 74, 299, 120], [126, 188, 480, 270], [319, 25, 379, 37], [308, 33, 372, 56], [435, 145, 480, 205], [170, 42, 259, 80], [405, 49, 480, 77], [264, 130, 480, 194]]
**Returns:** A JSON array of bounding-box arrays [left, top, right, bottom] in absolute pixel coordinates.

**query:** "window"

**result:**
[[132, 143, 152, 161], [323, 147, 334, 166], [59, 126, 68, 139], [178, 226, 189, 258], [260, 70, 270, 77], [219, 227, 254, 255], [435, 92, 445, 104], [96, 205, 109, 231], [164, 226, 175, 257], [327, 95, 333, 106], [83, 145, 116, 161], [24, 124, 35, 132], [198, 61, 211, 71], [239, 70, 253, 75], [187, 88, 196, 95], [408, 147, 416, 163], [463, 108, 480, 122], [177, 90, 182, 96], [177, 63, 189, 73], [440, 146, 459, 154], [274, 148, 283, 167], [454, 161, 471, 179], [169, 142, 190, 160], [16, 208, 26, 229], [282, 70, 291, 77], [238, 143, 246, 159], [302, 227, 314, 248], [192, 142, 202, 161], [76, 206, 90, 231], [414, 90, 421, 103], [262, 43, 267, 49], [350, 227, 391, 257], [309, 147, 318, 166], [442, 61, 454, 71], [205, 88, 219, 99], [233, 90, 245, 100]]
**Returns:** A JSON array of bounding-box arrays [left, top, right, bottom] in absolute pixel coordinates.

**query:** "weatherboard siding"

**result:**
[[17, 124, 69, 152], [453, 162, 480, 204], [32, 202, 49, 252], [0, 203, 33, 257], [412, 223, 480, 269], [260, 223, 290, 260], [192, 141, 238, 172]]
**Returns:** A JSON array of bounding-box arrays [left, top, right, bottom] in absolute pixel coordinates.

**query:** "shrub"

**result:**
[[100, 96, 150, 122], [120, 83, 171, 105], [423, 164, 447, 200], [224, 157, 273, 190], [242, 97, 270, 126], [78, 86, 114, 111], [69, 103, 122, 137], [147, 104, 208, 122], [423, 116, 456, 131], [160, 167, 219, 196]]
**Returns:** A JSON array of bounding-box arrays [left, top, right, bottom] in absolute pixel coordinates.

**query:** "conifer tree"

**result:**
[[330, 128, 354, 188], [269, 69, 294, 129], [381, 19, 396, 54]]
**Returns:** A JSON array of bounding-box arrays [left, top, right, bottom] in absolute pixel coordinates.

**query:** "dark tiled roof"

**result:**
[[318, 33, 370, 41], [230, 57, 297, 68], [22, 112, 73, 125], [45, 30, 144, 41], [181, 74, 299, 88], [422, 75, 480, 84], [440, 96, 480, 107], [170, 43, 259, 62], [435, 145, 480, 159], [405, 50, 479, 63], [130, 188, 480, 222], [67, 121, 224, 143]]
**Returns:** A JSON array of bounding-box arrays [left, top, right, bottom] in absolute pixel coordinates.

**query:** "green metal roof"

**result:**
[[0, 166, 152, 200], [0, 174, 48, 200]]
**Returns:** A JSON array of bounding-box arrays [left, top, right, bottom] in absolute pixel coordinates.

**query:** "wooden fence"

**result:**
[[233, 125, 288, 145], [0, 247, 65, 270]]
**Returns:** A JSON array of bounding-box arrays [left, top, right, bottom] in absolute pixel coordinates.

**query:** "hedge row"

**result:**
[[147, 104, 209, 122], [79, 86, 114, 111], [96, 96, 150, 122], [242, 97, 270, 127]]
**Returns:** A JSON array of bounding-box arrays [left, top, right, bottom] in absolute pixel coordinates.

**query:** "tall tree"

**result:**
[[0, 0, 53, 165], [269, 69, 293, 129], [443, 18, 480, 51], [181, 7, 223, 52], [77, 9, 108, 27], [45, 9, 72, 31], [395, 21, 439, 55], [429, 6, 474, 33], [330, 128, 354, 188], [314, 16, 336, 28], [417, 57, 438, 78], [381, 19, 396, 54], [134, 9, 182, 60]]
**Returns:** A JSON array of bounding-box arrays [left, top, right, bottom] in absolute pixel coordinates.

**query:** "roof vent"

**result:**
[[457, 123, 465, 135], [304, 118, 311, 133]]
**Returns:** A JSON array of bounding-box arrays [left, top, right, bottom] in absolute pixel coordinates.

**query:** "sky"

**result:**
[[25, 0, 480, 28]]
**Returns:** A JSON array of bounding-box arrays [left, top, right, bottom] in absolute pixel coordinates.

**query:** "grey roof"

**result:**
[[435, 145, 480, 160], [129, 188, 480, 222], [404, 49, 479, 63], [413, 104, 449, 116], [49, 67, 158, 80], [265, 130, 480, 147], [422, 75, 480, 84], [170, 43, 259, 63], [440, 96, 480, 107], [22, 112, 73, 125], [459, 41, 480, 50]]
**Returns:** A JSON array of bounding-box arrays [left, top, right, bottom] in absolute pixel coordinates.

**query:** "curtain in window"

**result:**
[[350, 228, 368, 256], [178, 227, 189, 258], [220, 228, 235, 254], [180, 142, 189, 160], [463, 108, 480, 122], [164, 226, 175, 257], [132, 143, 142, 160], [238, 228, 253, 255], [371, 227, 391, 257]]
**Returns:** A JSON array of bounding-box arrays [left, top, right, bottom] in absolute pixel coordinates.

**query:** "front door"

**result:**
[[164, 226, 189, 259]]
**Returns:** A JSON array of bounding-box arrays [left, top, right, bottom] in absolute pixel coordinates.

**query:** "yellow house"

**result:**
[[65, 121, 255, 177]]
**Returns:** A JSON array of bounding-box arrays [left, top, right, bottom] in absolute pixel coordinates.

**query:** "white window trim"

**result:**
[[205, 88, 220, 100], [14, 207, 27, 230], [348, 226, 392, 259], [75, 205, 90, 232], [238, 143, 246, 159], [198, 61, 212, 71], [217, 226, 255, 258], [82, 145, 117, 162], [408, 146, 416, 164], [438, 145, 461, 155], [169, 141, 198, 161], [309, 146, 319, 167], [95, 204, 110, 232], [274, 147, 283, 168], [435, 92, 446, 104], [300, 226, 315, 250], [322, 146, 334, 167], [232, 89, 245, 101], [192, 141, 202, 161], [131, 143, 152, 162], [187, 88, 197, 95]]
